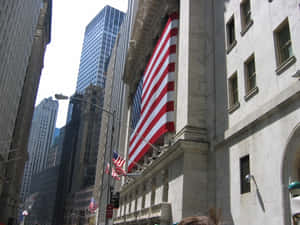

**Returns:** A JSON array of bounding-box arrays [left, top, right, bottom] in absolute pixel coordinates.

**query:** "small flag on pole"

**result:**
[[89, 197, 97, 212], [22, 210, 29, 216], [112, 152, 127, 176], [112, 151, 125, 168], [105, 163, 121, 180]]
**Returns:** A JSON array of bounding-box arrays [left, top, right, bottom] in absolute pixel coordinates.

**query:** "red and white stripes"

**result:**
[[128, 13, 178, 171]]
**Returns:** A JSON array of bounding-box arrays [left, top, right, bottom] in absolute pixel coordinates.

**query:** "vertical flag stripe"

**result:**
[[130, 59, 176, 147], [129, 101, 174, 159], [128, 13, 178, 172], [143, 18, 179, 89], [141, 45, 177, 114], [142, 32, 178, 112], [129, 121, 175, 168], [129, 84, 175, 152]]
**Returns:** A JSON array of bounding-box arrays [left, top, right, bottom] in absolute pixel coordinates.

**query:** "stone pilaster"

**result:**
[[182, 142, 209, 217], [176, 0, 213, 142]]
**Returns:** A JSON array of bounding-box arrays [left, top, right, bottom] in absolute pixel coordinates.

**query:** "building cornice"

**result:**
[[121, 139, 208, 194], [123, 0, 178, 95]]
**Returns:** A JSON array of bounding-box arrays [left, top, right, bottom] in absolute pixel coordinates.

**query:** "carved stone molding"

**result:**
[[174, 125, 208, 143], [124, 0, 179, 93]]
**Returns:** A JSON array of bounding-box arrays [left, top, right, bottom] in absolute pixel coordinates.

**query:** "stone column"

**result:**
[[176, 0, 214, 218], [176, 0, 213, 142], [182, 143, 209, 217]]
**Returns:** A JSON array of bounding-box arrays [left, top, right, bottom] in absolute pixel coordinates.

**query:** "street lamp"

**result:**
[[55, 93, 114, 116], [55, 93, 115, 225], [289, 182, 300, 225]]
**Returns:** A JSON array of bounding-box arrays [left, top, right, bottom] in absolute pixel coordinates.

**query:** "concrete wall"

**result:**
[[216, 1, 300, 224], [168, 156, 183, 223], [0, 0, 42, 150], [224, 0, 300, 127], [215, 103, 300, 225]]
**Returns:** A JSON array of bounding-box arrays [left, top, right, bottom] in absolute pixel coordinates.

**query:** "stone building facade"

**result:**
[[26, 166, 60, 225], [97, 0, 300, 225], [114, 1, 218, 224], [94, 1, 137, 224], [0, 1, 52, 224], [217, 1, 300, 225]]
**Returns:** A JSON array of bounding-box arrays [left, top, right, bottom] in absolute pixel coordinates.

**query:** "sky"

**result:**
[[35, 0, 128, 128]]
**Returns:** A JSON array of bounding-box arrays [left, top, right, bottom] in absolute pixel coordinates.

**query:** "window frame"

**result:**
[[226, 15, 237, 53], [141, 184, 146, 209], [244, 53, 258, 100], [151, 178, 156, 206], [228, 72, 240, 113], [274, 18, 295, 69], [240, 0, 253, 35], [240, 155, 251, 194]]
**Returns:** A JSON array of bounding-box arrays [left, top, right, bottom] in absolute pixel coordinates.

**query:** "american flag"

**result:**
[[112, 152, 127, 175], [105, 163, 121, 180], [112, 151, 125, 168], [128, 13, 178, 171], [88, 197, 97, 212]]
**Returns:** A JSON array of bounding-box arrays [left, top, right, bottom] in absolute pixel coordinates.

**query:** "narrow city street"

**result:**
[[1, 1, 300, 225]]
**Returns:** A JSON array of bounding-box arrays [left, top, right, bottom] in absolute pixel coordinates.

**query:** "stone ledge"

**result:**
[[174, 125, 208, 143], [121, 139, 208, 193], [244, 86, 259, 101], [114, 203, 171, 225], [275, 56, 296, 75], [240, 19, 253, 36]]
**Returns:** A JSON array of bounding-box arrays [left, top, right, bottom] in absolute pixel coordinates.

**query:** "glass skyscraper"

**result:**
[[75, 6, 124, 93], [20, 97, 58, 202]]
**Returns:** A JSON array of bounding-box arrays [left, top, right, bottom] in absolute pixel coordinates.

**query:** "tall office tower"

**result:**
[[53, 94, 82, 225], [94, 1, 136, 224], [47, 127, 65, 168], [54, 86, 104, 225], [26, 166, 60, 225], [75, 5, 124, 93], [20, 97, 58, 202], [0, 1, 52, 224]]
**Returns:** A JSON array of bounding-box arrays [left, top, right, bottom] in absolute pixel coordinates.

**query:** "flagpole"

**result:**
[[127, 125, 160, 152], [105, 110, 115, 225]]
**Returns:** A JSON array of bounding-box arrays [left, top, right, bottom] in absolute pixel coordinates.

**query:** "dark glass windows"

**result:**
[[244, 54, 256, 94], [274, 19, 293, 65], [240, 0, 252, 32], [240, 155, 250, 194], [226, 16, 236, 49], [228, 73, 239, 107]]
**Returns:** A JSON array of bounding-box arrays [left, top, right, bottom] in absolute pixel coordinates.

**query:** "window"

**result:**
[[135, 189, 138, 211], [274, 19, 293, 66], [226, 16, 236, 51], [162, 170, 169, 202], [240, 0, 253, 34], [142, 184, 146, 209], [128, 194, 132, 213], [123, 196, 127, 215], [244, 54, 257, 95], [228, 73, 239, 110], [151, 178, 156, 206], [240, 155, 250, 194]]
